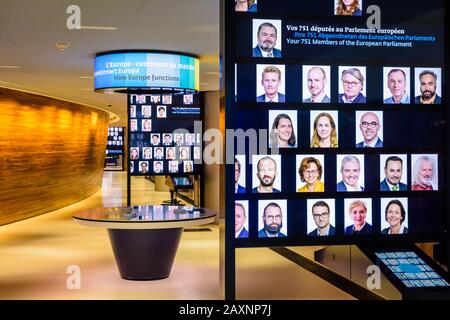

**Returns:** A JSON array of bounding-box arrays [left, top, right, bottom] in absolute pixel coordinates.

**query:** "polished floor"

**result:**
[[0, 171, 354, 300]]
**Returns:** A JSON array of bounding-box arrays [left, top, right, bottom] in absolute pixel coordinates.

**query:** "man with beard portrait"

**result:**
[[252, 156, 281, 193], [258, 202, 286, 238], [415, 70, 441, 104], [253, 22, 281, 58]]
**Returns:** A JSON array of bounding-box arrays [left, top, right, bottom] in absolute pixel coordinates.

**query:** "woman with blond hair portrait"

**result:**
[[336, 0, 362, 16], [311, 112, 338, 148], [344, 199, 373, 235]]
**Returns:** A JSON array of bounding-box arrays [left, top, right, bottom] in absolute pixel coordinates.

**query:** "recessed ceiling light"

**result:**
[[205, 72, 220, 75], [80, 26, 118, 31], [79, 76, 94, 79], [55, 43, 70, 51], [0, 65, 20, 69], [80, 88, 92, 91], [200, 83, 209, 85]]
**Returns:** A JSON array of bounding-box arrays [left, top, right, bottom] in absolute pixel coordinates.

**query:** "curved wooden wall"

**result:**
[[0, 88, 109, 225]]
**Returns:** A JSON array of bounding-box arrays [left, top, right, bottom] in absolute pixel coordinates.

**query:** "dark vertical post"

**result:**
[[127, 93, 131, 206]]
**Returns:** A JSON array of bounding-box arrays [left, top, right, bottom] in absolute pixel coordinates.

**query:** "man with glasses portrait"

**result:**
[[308, 201, 335, 236], [339, 68, 366, 103], [356, 111, 383, 148]]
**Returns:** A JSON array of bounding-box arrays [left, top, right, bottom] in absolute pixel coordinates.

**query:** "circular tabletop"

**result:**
[[73, 205, 216, 229]]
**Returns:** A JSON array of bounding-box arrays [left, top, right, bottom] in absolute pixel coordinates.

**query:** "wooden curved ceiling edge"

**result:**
[[0, 0, 220, 128]]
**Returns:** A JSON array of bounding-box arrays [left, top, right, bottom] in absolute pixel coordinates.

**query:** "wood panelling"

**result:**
[[0, 87, 109, 225]]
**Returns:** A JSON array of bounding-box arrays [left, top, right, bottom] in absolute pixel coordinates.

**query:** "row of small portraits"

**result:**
[[237, 64, 442, 104], [130, 146, 202, 161], [130, 160, 194, 174], [129, 93, 194, 105], [235, 197, 410, 238], [130, 105, 167, 119], [130, 133, 201, 147], [234, 153, 439, 193], [265, 110, 387, 148]]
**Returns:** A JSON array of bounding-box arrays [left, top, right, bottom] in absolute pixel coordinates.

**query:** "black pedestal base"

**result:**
[[107, 228, 183, 280]]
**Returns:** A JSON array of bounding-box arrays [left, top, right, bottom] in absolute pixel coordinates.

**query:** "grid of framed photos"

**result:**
[[128, 93, 202, 176], [229, 0, 446, 244], [106, 126, 124, 155]]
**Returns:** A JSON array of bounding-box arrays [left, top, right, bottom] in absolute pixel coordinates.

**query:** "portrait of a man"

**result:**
[[252, 155, 281, 193], [337, 155, 365, 192], [414, 69, 442, 104], [258, 201, 287, 238], [307, 200, 336, 236], [380, 155, 408, 191], [303, 66, 331, 103], [355, 111, 383, 148], [411, 154, 438, 191], [256, 65, 285, 103], [338, 67, 366, 104], [383, 68, 410, 104], [252, 20, 282, 58], [235, 201, 249, 238]]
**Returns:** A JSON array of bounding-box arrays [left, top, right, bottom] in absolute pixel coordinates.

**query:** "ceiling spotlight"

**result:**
[[55, 43, 70, 51]]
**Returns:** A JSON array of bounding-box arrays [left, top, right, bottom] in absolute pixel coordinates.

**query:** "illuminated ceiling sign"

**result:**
[[94, 51, 200, 92]]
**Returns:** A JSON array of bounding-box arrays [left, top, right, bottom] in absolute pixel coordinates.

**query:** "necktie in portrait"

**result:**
[[392, 185, 399, 191]]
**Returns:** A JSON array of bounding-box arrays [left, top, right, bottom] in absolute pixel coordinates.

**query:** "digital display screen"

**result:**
[[94, 52, 199, 91], [128, 93, 202, 176], [172, 177, 193, 187], [106, 126, 124, 154], [375, 251, 450, 288], [228, 0, 446, 242]]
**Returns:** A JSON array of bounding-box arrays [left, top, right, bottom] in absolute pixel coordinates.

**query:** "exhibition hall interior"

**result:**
[[0, 0, 449, 301]]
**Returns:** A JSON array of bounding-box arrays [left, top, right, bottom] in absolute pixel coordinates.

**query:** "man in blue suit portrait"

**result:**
[[339, 68, 366, 104], [414, 70, 442, 104], [356, 111, 383, 148], [256, 65, 285, 102], [235, 202, 249, 238], [253, 22, 281, 58], [303, 66, 331, 103], [337, 155, 364, 192], [380, 156, 407, 191], [258, 202, 286, 238], [308, 201, 336, 236], [235, 158, 246, 193]]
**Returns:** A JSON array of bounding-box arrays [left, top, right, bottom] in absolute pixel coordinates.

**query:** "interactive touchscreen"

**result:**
[[375, 251, 450, 288]]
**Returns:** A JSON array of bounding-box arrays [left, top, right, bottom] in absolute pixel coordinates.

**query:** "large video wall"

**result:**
[[228, 0, 446, 244]]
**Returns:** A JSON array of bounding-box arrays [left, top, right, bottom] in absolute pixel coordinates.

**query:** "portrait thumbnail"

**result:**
[[306, 199, 336, 236], [268, 110, 297, 148], [258, 199, 287, 237]]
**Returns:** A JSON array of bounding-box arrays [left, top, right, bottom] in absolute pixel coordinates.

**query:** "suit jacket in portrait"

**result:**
[[339, 92, 366, 104], [303, 95, 330, 103], [336, 181, 364, 192], [414, 94, 442, 104], [236, 184, 246, 193], [381, 226, 408, 234], [307, 225, 336, 236], [252, 46, 282, 58], [252, 187, 281, 193], [237, 227, 249, 238], [258, 229, 286, 237], [355, 137, 383, 148], [256, 93, 285, 103], [344, 223, 373, 235], [379, 179, 407, 191]]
